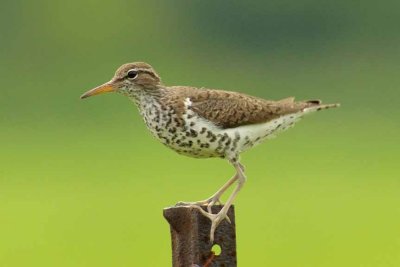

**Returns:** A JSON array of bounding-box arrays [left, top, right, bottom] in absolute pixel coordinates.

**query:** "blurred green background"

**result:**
[[1, 0, 399, 266]]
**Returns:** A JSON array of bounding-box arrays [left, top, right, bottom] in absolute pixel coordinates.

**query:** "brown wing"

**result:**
[[167, 87, 320, 129], [163, 86, 326, 129]]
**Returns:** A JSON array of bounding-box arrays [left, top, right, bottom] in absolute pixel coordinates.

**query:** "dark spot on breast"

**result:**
[[165, 118, 172, 128], [221, 134, 228, 142], [200, 143, 210, 148], [179, 142, 186, 147], [190, 129, 198, 137]]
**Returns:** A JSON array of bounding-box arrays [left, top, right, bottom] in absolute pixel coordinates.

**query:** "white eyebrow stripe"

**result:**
[[133, 68, 151, 72], [133, 68, 159, 78]]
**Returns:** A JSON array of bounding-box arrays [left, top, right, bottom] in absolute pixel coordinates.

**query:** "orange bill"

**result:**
[[80, 83, 115, 99]]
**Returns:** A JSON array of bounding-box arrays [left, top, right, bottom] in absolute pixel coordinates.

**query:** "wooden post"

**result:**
[[163, 205, 237, 267]]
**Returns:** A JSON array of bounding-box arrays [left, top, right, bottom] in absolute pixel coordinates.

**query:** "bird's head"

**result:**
[[80, 62, 162, 99]]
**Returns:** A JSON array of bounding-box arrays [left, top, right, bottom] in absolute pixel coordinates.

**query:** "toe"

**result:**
[[225, 215, 231, 224]]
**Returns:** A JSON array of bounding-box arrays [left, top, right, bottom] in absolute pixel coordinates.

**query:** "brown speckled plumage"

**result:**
[[80, 62, 339, 243], [160, 86, 334, 129]]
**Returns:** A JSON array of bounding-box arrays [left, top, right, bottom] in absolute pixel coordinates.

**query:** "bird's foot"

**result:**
[[192, 206, 231, 243], [175, 194, 222, 214], [175, 195, 231, 226]]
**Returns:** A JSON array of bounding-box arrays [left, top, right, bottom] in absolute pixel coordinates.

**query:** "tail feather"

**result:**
[[303, 102, 340, 113], [306, 99, 322, 105]]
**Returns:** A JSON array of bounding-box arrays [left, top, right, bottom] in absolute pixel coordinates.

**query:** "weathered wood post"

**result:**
[[163, 205, 237, 267]]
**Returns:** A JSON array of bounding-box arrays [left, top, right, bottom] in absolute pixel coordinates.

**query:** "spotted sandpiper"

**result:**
[[80, 62, 339, 242]]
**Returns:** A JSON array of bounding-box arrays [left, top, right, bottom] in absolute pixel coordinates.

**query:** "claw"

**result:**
[[225, 215, 231, 224]]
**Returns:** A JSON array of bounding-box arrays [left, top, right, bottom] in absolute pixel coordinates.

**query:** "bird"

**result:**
[[80, 62, 339, 243]]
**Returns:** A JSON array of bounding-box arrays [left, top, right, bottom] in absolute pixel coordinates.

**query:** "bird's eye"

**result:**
[[127, 70, 138, 79]]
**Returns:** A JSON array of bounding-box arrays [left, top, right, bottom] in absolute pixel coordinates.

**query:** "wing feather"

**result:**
[[163, 86, 327, 129], [188, 89, 315, 129]]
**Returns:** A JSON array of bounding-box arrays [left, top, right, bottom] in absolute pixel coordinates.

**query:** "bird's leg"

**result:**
[[203, 173, 238, 213], [175, 172, 239, 214], [238, 162, 245, 172], [194, 160, 246, 243]]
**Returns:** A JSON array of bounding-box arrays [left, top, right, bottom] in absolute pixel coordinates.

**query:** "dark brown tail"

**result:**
[[303, 101, 340, 113]]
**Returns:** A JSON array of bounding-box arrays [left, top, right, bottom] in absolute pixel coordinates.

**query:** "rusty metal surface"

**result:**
[[163, 205, 237, 267]]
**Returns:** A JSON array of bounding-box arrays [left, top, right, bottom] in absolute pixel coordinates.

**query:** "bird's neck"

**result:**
[[126, 87, 165, 112], [126, 88, 168, 133]]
